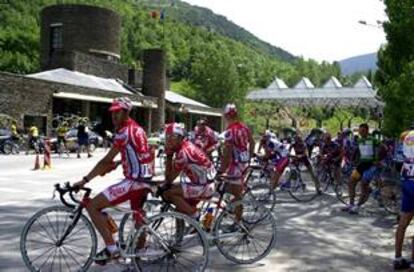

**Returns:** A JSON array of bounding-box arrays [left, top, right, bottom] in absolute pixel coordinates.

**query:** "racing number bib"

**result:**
[[140, 163, 153, 178]]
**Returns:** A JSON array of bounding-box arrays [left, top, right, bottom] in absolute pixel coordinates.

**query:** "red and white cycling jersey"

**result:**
[[174, 140, 216, 185], [194, 126, 218, 152], [113, 118, 153, 180], [224, 121, 251, 163]]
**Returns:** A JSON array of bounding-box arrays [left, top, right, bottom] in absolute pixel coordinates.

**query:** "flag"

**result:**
[[160, 9, 165, 21], [150, 11, 159, 19]]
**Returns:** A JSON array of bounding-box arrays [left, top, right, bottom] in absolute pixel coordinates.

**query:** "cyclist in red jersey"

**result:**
[[162, 123, 216, 219], [219, 104, 255, 222], [193, 119, 218, 159], [74, 97, 153, 264]]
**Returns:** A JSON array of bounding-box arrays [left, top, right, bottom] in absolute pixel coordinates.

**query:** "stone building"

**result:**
[[0, 4, 222, 135]]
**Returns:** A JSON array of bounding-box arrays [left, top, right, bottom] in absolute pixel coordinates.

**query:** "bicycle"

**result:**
[[119, 176, 277, 265], [282, 155, 320, 202], [20, 182, 209, 272], [315, 160, 354, 204]]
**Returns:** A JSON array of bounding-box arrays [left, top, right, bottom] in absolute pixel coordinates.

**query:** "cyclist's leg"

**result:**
[[163, 184, 199, 217], [348, 163, 369, 206], [86, 194, 114, 246], [395, 177, 414, 265], [271, 157, 289, 190], [356, 165, 377, 207]]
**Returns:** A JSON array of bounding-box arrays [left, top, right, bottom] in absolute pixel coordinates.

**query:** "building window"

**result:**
[[50, 25, 63, 52]]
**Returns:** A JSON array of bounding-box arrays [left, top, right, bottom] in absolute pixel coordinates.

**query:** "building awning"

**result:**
[[28, 68, 135, 95], [165, 91, 222, 117], [53, 92, 157, 108]]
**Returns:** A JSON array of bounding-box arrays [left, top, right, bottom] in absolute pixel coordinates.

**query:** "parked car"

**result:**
[[50, 129, 103, 153]]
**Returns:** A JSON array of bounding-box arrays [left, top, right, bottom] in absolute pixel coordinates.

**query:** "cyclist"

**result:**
[[319, 132, 342, 185], [162, 123, 216, 219], [289, 133, 321, 193], [57, 121, 69, 156], [218, 104, 255, 223], [27, 125, 39, 154], [193, 119, 218, 159], [73, 97, 153, 264], [394, 123, 414, 270], [342, 123, 388, 214], [258, 131, 289, 190]]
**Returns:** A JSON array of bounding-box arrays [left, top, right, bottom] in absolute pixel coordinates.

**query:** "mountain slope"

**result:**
[[339, 53, 377, 75], [168, 1, 295, 62]]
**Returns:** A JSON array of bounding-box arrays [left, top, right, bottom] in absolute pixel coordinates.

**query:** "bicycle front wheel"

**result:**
[[288, 169, 319, 202], [132, 212, 209, 272], [381, 183, 401, 215], [20, 205, 97, 272]]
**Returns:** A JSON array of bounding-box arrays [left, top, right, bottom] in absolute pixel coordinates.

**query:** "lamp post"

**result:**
[[358, 20, 383, 29]]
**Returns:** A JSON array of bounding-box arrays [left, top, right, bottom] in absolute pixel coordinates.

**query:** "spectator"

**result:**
[[77, 121, 91, 158]]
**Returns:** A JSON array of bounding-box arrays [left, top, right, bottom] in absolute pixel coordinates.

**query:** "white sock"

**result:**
[[107, 244, 118, 253]]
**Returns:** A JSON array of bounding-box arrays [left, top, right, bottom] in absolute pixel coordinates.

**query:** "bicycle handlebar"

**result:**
[[54, 182, 91, 209]]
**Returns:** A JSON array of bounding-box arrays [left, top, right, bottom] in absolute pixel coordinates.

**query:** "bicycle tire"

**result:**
[[380, 183, 401, 215], [118, 199, 168, 246], [288, 169, 318, 202], [244, 183, 276, 211], [335, 178, 361, 205], [132, 211, 209, 272], [2, 142, 13, 155], [213, 200, 276, 264], [20, 205, 97, 272]]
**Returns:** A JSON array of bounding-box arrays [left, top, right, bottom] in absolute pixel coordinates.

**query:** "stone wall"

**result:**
[[40, 4, 121, 68], [0, 73, 54, 134], [0, 72, 156, 135], [46, 51, 130, 82]]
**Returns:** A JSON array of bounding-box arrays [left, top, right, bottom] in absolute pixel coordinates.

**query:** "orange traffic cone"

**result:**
[[42, 139, 52, 170], [33, 154, 40, 170]]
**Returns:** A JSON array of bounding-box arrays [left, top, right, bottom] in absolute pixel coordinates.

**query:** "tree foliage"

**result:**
[[375, 0, 414, 136], [0, 0, 340, 113]]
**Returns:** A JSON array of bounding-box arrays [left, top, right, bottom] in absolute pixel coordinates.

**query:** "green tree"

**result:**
[[375, 0, 414, 136]]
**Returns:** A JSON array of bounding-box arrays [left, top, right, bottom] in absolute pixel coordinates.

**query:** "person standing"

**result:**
[[77, 120, 91, 158], [394, 123, 414, 270]]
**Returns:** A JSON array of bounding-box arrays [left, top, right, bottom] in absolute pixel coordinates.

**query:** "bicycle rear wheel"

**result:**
[[214, 200, 276, 264], [244, 183, 276, 211], [335, 178, 361, 205], [132, 212, 209, 272], [20, 205, 97, 272]]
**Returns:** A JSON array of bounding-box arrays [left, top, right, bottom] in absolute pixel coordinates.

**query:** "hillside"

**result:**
[[339, 53, 378, 75], [0, 0, 340, 108], [168, 1, 295, 62]]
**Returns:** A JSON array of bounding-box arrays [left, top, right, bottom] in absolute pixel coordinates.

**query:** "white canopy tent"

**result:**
[[246, 76, 383, 108]]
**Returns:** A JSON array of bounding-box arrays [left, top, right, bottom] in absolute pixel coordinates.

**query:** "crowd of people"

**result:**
[[40, 95, 409, 270]]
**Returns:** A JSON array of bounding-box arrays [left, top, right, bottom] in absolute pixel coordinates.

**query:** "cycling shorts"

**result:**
[[401, 178, 414, 213]]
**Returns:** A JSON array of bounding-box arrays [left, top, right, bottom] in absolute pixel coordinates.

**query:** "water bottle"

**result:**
[[202, 208, 215, 232]]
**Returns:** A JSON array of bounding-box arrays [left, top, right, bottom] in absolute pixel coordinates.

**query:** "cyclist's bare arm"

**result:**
[[220, 143, 233, 173], [165, 155, 180, 183], [74, 147, 120, 188], [249, 133, 255, 158]]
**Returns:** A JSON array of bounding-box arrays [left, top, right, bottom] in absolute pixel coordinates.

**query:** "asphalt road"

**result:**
[[0, 150, 408, 271]]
